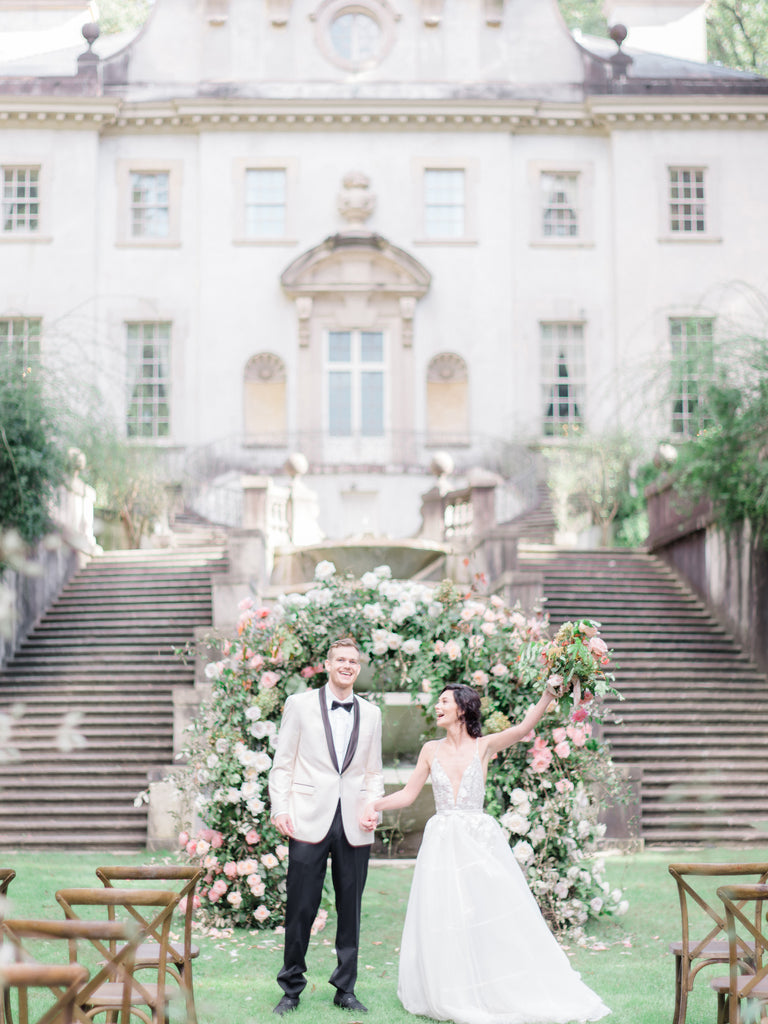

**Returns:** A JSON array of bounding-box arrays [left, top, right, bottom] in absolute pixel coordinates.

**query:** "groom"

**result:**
[[268, 637, 384, 1016]]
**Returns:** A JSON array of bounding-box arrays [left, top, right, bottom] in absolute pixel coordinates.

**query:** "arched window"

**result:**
[[243, 353, 287, 444], [426, 353, 469, 445]]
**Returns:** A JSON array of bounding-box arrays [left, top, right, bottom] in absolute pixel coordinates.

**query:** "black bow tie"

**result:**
[[331, 700, 353, 713]]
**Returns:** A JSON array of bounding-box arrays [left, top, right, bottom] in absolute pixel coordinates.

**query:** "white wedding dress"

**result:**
[[397, 741, 611, 1024]]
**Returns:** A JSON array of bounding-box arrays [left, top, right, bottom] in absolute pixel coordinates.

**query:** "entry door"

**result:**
[[325, 329, 388, 464]]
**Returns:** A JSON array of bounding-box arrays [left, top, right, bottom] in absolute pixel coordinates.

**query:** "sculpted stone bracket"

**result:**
[[205, 0, 229, 26], [485, 0, 504, 26], [267, 0, 292, 26]]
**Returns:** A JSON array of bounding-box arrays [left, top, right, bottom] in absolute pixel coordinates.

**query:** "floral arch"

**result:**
[[179, 563, 627, 938]]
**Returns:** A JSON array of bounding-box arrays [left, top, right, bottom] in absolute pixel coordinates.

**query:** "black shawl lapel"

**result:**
[[318, 686, 340, 773], [340, 698, 360, 775]]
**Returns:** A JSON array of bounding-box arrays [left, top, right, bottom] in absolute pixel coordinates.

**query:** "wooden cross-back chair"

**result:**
[[0, 918, 133, 1024], [710, 883, 768, 1024], [0, 871, 15, 897], [54, 888, 177, 1024], [668, 863, 768, 1024], [95, 865, 203, 1024], [0, 962, 89, 1024]]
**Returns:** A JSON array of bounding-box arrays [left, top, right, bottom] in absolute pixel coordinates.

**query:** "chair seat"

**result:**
[[84, 980, 168, 1007], [710, 974, 768, 998], [132, 940, 201, 963], [670, 939, 732, 957]]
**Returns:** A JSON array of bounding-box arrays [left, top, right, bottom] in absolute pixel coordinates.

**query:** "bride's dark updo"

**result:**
[[440, 684, 482, 738]]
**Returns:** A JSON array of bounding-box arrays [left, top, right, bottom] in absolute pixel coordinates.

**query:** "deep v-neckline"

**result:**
[[433, 741, 479, 805]]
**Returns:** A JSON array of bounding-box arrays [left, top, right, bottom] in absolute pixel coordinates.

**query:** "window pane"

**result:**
[[130, 172, 170, 239], [540, 322, 585, 436], [126, 321, 171, 438], [245, 168, 286, 238], [360, 371, 384, 436], [424, 169, 465, 238], [360, 332, 383, 362], [329, 371, 352, 436], [330, 13, 381, 62], [1, 167, 41, 233], [670, 317, 714, 435], [328, 332, 351, 363], [542, 172, 579, 237], [669, 168, 706, 234]]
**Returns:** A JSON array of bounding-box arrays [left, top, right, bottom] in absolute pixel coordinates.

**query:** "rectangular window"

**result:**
[[2, 167, 40, 233], [130, 172, 170, 239], [669, 168, 706, 234], [540, 322, 585, 436], [541, 172, 579, 238], [0, 317, 41, 364], [424, 169, 465, 239], [327, 329, 385, 438], [245, 168, 286, 238], [126, 322, 171, 438], [670, 317, 714, 436]]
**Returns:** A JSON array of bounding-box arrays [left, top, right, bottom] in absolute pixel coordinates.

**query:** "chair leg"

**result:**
[[672, 955, 685, 1024]]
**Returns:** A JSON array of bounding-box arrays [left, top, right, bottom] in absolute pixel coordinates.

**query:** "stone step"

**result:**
[[0, 830, 148, 849]]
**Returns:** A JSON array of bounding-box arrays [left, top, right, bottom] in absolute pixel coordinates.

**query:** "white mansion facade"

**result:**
[[2, 0, 768, 539]]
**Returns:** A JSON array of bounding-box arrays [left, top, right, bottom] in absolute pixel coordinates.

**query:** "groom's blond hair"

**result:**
[[327, 637, 360, 658]]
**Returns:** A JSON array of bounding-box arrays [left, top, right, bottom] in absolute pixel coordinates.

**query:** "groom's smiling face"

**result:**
[[325, 645, 361, 699]]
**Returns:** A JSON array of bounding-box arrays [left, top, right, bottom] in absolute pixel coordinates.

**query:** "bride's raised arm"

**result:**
[[482, 686, 557, 758]]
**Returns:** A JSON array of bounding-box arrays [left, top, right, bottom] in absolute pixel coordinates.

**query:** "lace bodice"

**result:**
[[430, 742, 486, 813]]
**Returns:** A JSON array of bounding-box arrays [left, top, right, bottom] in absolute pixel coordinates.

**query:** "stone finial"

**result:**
[[337, 172, 376, 226]]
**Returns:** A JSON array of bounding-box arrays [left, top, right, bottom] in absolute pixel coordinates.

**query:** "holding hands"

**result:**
[[360, 803, 378, 832]]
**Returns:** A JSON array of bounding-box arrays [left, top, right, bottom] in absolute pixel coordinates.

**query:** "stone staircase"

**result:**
[[0, 540, 228, 850], [519, 546, 768, 845]]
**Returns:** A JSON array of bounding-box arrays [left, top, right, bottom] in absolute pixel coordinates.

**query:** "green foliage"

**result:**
[[65, 391, 168, 548], [180, 563, 626, 937], [544, 432, 649, 546], [673, 372, 768, 546], [96, 0, 152, 34], [707, 0, 768, 73], [0, 360, 67, 548], [557, 0, 609, 36]]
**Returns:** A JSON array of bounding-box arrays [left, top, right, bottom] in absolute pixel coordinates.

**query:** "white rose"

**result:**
[[401, 639, 421, 656], [245, 706, 262, 721], [314, 560, 336, 580], [512, 840, 534, 865], [590, 897, 604, 914], [215, 738, 229, 754], [206, 754, 219, 769]]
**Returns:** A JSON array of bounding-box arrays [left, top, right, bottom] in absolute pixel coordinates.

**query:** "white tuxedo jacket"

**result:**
[[268, 685, 384, 846]]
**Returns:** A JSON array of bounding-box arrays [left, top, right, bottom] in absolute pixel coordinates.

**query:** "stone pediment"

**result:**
[[281, 232, 431, 298]]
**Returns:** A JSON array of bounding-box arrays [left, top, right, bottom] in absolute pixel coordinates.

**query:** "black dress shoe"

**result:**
[[273, 995, 299, 1016], [333, 991, 368, 1013]]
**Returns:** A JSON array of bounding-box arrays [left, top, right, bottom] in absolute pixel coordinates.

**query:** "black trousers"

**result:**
[[277, 802, 370, 999]]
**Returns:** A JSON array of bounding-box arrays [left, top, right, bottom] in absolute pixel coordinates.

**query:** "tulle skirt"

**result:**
[[397, 810, 611, 1024]]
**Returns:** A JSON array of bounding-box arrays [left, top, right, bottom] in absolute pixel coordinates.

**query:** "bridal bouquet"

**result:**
[[540, 619, 621, 719]]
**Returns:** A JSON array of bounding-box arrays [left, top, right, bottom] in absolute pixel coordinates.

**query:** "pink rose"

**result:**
[[185, 840, 197, 857], [580, 621, 599, 638], [178, 831, 190, 848], [261, 853, 279, 870], [223, 862, 238, 879], [276, 845, 289, 861], [554, 741, 570, 759], [471, 670, 489, 687], [249, 654, 265, 671], [253, 905, 270, 923], [238, 597, 254, 611], [300, 666, 316, 679], [571, 707, 589, 723], [260, 671, 280, 690], [587, 636, 608, 659], [245, 829, 260, 845], [248, 875, 266, 897], [552, 727, 567, 744], [555, 779, 574, 794], [238, 858, 259, 876], [567, 725, 588, 747], [491, 663, 508, 677], [210, 830, 224, 849], [226, 891, 243, 908], [208, 879, 228, 903]]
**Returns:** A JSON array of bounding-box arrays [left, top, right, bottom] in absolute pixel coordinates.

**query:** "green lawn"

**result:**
[[3, 846, 767, 1024]]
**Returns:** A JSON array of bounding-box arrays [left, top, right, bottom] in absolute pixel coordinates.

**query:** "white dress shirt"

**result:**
[[326, 688, 354, 770]]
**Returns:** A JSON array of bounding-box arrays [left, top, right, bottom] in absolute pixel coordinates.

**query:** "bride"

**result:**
[[361, 682, 610, 1024]]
